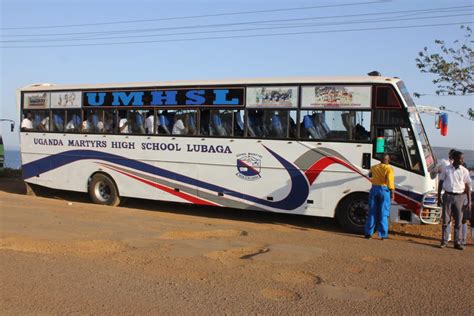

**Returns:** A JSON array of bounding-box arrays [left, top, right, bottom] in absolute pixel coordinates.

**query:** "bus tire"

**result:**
[[88, 173, 121, 206], [336, 193, 369, 235]]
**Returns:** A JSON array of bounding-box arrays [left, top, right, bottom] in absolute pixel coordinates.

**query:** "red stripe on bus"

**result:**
[[305, 156, 366, 185], [100, 164, 221, 207]]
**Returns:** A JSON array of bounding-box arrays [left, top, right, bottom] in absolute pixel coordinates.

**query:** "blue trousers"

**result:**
[[365, 185, 391, 238]]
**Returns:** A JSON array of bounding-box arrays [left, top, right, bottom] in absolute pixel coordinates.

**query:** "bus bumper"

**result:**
[[419, 193, 441, 224]]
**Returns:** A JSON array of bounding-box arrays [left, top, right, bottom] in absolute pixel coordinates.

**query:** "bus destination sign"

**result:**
[[83, 88, 244, 107]]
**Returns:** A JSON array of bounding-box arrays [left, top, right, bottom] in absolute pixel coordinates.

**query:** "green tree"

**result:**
[[415, 25, 473, 119], [416, 25, 473, 95]]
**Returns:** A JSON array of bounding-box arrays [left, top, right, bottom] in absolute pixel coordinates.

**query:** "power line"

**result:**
[[1, 21, 471, 49], [1, 12, 471, 43], [0, 0, 387, 30], [2, 5, 472, 38]]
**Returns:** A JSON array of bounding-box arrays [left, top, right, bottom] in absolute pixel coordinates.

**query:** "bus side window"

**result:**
[[32, 110, 50, 132], [103, 110, 115, 133], [289, 112, 297, 138], [234, 110, 244, 137], [158, 111, 171, 135], [168, 110, 197, 136], [81, 110, 93, 133], [118, 110, 131, 134], [269, 111, 285, 138], [300, 111, 326, 140], [52, 110, 65, 132], [131, 110, 146, 134], [65, 110, 81, 133], [145, 110, 156, 134], [200, 110, 211, 136], [247, 109, 263, 137], [210, 110, 227, 136], [185, 111, 197, 135], [302, 113, 320, 139]]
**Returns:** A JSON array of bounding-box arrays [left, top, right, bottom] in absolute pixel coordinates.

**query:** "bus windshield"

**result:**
[[410, 110, 435, 172], [397, 81, 435, 172]]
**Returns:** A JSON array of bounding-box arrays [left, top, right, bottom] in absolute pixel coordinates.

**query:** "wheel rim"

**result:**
[[348, 199, 368, 226], [94, 180, 111, 203]]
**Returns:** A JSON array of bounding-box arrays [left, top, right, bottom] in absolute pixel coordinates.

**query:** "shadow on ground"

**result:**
[[0, 177, 344, 234]]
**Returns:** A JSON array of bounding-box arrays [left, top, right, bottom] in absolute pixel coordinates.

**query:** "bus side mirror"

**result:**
[[375, 136, 385, 153]]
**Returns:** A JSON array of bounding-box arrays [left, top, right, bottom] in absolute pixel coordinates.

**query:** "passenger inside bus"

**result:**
[[172, 112, 187, 135], [133, 111, 146, 134], [145, 110, 155, 134], [247, 109, 264, 137], [118, 111, 130, 134], [81, 112, 93, 132], [185, 112, 196, 135], [270, 111, 284, 138], [35, 113, 50, 132], [65, 113, 81, 132], [211, 112, 227, 136], [158, 111, 172, 135]]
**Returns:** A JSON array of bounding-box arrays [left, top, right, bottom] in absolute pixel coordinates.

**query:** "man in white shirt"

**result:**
[[145, 111, 156, 134], [21, 112, 33, 131], [65, 118, 77, 132], [38, 116, 50, 131], [172, 117, 187, 135], [119, 115, 130, 134], [438, 148, 455, 242], [438, 151, 472, 250]]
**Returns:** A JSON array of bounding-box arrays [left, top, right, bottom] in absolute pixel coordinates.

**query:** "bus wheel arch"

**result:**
[[336, 192, 369, 235], [88, 172, 121, 206]]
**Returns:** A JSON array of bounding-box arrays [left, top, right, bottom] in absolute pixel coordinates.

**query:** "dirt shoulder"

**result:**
[[0, 177, 472, 314]]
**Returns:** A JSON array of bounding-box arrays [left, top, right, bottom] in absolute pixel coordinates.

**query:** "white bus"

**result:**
[[18, 75, 440, 233]]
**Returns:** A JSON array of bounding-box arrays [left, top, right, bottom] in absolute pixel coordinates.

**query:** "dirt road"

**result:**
[[0, 178, 472, 314]]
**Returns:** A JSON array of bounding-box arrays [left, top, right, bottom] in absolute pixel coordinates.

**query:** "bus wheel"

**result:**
[[88, 174, 121, 206], [337, 193, 369, 234]]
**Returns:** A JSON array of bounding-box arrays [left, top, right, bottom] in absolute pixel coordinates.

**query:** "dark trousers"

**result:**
[[442, 193, 465, 246]]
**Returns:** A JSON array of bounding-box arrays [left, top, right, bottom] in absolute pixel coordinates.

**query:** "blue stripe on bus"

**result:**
[[395, 187, 424, 203], [22, 147, 309, 211]]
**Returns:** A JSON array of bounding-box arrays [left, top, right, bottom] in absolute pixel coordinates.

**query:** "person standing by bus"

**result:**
[[365, 153, 395, 240], [438, 151, 472, 250], [438, 148, 456, 242]]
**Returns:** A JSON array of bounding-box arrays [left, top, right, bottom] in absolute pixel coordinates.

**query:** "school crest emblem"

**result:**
[[236, 153, 262, 180]]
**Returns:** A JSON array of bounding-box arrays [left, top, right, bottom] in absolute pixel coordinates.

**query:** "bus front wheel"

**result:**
[[88, 174, 121, 206], [336, 193, 369, 235]]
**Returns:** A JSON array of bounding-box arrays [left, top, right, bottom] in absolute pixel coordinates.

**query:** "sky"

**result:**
[[1, 0, 473, 168]]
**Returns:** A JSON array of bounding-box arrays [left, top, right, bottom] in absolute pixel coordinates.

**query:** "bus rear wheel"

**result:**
[[88, 174, 121, 206], [337, 193, 369, 235]]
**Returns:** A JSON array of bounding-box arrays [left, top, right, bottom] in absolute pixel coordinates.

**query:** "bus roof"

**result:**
[[19, 76, 401, 92]]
